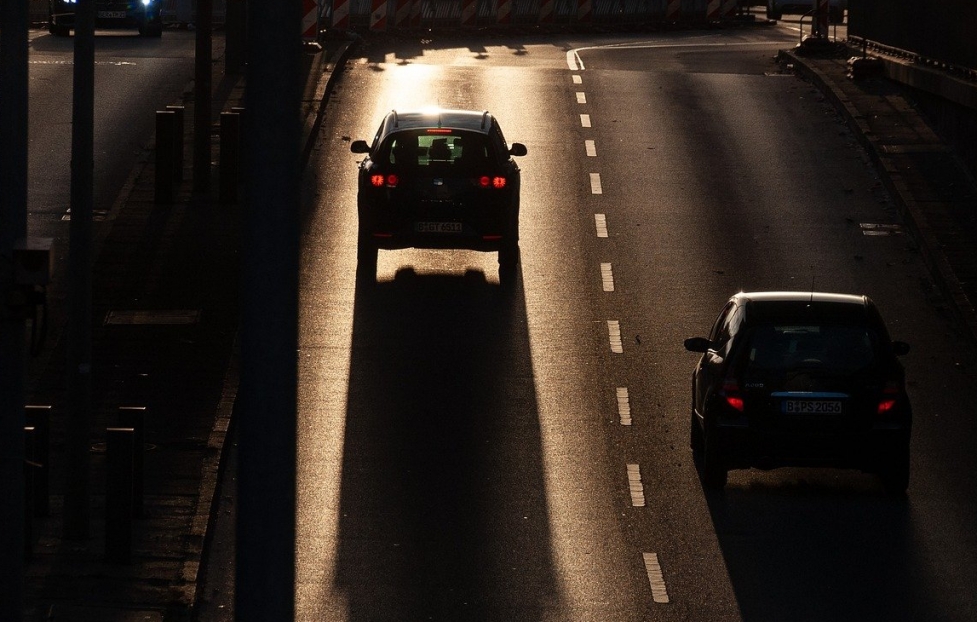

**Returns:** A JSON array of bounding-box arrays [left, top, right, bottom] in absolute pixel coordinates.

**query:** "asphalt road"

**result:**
[[200, 26, 977, 622]]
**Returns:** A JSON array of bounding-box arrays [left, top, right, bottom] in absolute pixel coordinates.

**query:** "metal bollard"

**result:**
[[25, 405, 50, 517], [219, 111, 241, 204], [105, 427, 134, 564], [166, 105, 185, 182], [118, 406, 146, 518], [155, 110, 176, 204], [24, 426, 36, 559]]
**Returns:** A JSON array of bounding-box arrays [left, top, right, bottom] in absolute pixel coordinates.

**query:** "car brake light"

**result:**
[[477, 175, 506, 189], [877, 381, 901, 415], [370, 173, 398, 188], [722, 378, 744, 412]]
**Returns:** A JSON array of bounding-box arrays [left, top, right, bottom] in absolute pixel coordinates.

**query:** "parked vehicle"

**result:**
[[767, 0, 846, 24]]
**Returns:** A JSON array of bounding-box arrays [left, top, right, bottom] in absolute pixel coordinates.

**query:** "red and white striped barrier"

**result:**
[[370, 0, 387, 30], [331, 0, 349, 29], [496, 0, 511, 24], [706, 0, 721, 21], [461, 0, 477, 26], [577, 0, 592, 22], [302, 0, 318, 39], [665, 0, 680, 21], [393, 0, 411, 28], [538, 0, 554, 23], [721, 0, 737, 19]]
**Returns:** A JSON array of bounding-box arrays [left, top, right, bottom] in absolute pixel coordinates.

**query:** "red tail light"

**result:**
[[877, 381, 902, 415], [722, 378, 744, 412], [370, 173, 398, 188], [477, 175, 507, 189]]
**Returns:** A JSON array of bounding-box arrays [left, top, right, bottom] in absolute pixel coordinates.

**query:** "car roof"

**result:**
[[380, 108, 495, 136], [731, 291, 879, 326]]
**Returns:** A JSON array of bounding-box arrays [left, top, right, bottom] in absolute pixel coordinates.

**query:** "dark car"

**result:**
[[350, 108, 527, 287], [684, 291, 912, 493], [49, 0, 164, 37], [766, 0, 846, 23]]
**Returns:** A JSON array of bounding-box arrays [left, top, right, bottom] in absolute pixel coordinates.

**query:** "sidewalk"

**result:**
[[22, 30, 356, 622], [784, 42, 977, 341]]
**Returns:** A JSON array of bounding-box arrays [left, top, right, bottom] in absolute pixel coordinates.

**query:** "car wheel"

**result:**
[[498, 242, 520, 292], [700, 421, 728, 489], [690, 409, 704, 458], [356, 234, 377, 286], [879, 447, 910, 495]]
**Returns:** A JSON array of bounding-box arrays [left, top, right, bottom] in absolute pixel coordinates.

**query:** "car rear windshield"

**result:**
[[740, 324, 880, 375], [377, 130, 496, 171]]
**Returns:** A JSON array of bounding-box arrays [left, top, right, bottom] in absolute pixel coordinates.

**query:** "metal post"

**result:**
[[155, 110, 176, 204], [237, 0, 301, 616], [0, 0, 30, 611], [220, 111, 241, 204], [166, 105, 185, 182], [193, 0, 214, 193], [25, 405, 51, 517], [117, 407, 145, 518], [105, 428, 134, 564]]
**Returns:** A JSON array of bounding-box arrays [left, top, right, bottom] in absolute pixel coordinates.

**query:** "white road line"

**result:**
[[572, 74, 582, 84], [607, 320, 623, 353], [566, 49, 585, 70], [580, 114, 591, 128], [585, 140, 597, 157], [595, 214, 608, 238], [600, 263, 614, 292], [627, 464, 645, 507], [643, 553, 671, 603], [576, 92, 587, 104], [616, 387, 631, 425], [590, 173, 602, 195]]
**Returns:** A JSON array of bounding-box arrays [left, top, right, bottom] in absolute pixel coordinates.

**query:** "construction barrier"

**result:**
[[302, 0, 319, 38]]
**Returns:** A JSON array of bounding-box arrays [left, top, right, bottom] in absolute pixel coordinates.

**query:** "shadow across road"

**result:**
[[334, 267, 561, 620]]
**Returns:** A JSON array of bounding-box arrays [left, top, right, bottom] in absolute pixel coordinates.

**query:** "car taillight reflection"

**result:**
[[370, 173, 398, 188], [478, 175, 506, 189]]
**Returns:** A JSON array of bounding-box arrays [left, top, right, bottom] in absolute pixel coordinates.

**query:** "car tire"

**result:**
[[498, 243, 520, 292], [690, 409, 704, 458], [356, 232, 377, 286], [879, 447, 910, 495], [700, 421, 728, 489]]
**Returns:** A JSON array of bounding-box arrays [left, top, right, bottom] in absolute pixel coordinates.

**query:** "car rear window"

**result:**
[[378, 130, 495, 171], [742, 324, 879, 374]]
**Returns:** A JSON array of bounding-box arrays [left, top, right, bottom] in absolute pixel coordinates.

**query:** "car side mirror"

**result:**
[[350, 140, 371, 154], [509, 143, 527, 157], [684, 337, 712, 353], [892, 341, 910, 356]]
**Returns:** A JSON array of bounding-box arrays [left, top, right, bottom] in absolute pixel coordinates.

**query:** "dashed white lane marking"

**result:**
[[580, 114, 591, 128], [595, 214, 608, 238], [627, 464, 645, 507], [600, 263, 614, 292], [616, 387, 631, 425], [607, 320, 623, 353], [576, 92, 587, 104], [643, 553, 671, 603], [585, 140, 597, 157], [590, 173, 602, 194], [572, 74, 582, 84]]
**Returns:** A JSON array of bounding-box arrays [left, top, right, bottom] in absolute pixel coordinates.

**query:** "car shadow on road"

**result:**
[[333, 267, 562, 620], [702, 472, 955, 622]]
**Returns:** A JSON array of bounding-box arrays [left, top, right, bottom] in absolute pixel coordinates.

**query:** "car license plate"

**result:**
[[98, 10, 128, 18], [415, 221, 462, 234], [782, 400, 842, 414]]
